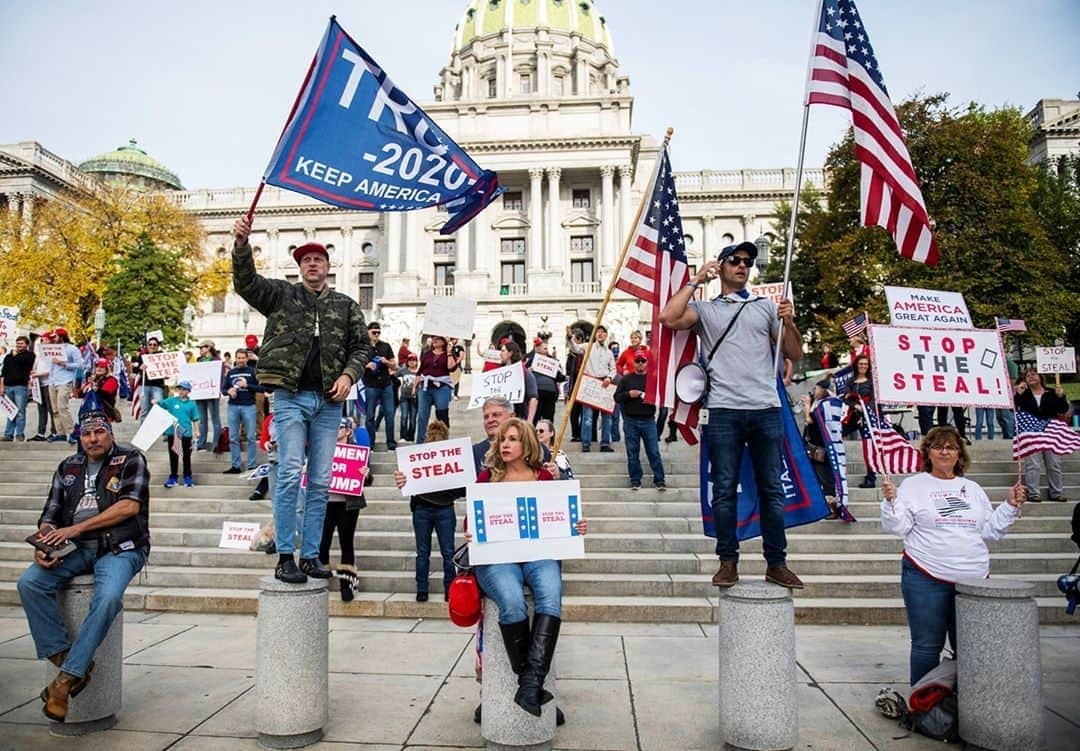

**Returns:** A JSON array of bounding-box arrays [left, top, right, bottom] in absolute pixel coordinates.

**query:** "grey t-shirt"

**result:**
[[72, 458, 104, 547], [689, 294, 781, 410]]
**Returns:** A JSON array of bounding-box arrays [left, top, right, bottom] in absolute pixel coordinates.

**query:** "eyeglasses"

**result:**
[[725, 256, 753, 267], [929, 445, 959, 453], [370, 330, 381, 335]]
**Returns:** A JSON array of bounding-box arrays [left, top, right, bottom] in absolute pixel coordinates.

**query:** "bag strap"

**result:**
[[703, 297, 761, 366]]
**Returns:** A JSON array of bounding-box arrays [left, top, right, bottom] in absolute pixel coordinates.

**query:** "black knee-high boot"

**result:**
[[515, 614, 560, 716], [499, 619, 530, 674], [435, 408, 450, 427]]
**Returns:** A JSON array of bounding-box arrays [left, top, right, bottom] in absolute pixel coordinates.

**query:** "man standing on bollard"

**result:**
[[232, 215, 371, 583], [17, 410, 150, 722], [660, 241, 805, 589]]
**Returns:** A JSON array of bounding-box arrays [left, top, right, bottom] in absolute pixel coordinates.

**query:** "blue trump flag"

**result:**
[[699, 379, 831, 540], [262, 16, 502, 234]]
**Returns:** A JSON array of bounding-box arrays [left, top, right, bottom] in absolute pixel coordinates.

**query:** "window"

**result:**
[[552, 75, 565, 96], [361, 242, 374, 255], [570, 259, 594, 283], [503, 191, 523, 211], [569, 235, 594, 255], [325, 244, 335, 256], [434, 263, 455, 287], [501, 261, 526, 286], [216, 246, 227, 259], [721, 233, 735, 245], [434, 239, 456, 257], [683, 234, 694, 250], [487, 77, 497, 98], [500, 237, 526, 256], [212, 294, 226, 313], [519, 74, 532, 94], [571, 189, 591, 209], [357, 272, 375, 310]]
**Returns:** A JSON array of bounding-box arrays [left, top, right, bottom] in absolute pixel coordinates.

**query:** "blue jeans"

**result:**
[[973, 407, 995, 440], [611, 403, 622, 442], [17, 547, 147, 678], [415, 384, 452, 444], [475, 559, 562, 624], [900, 557, 956, 685], [581, 406, 612, 449], [399, 398, 417, 441], [143, 385, 165, 420], [364, 383, 397, 448], [3, 384, 29, 439], [412, 504, 456, 594], [623, 416, 665, 485], [995, 408, 1015, 439], [228, 402, 258, 469], [706, 407, 787, 566], [196, 398, 222, 450], [272, 390, 342, 558]]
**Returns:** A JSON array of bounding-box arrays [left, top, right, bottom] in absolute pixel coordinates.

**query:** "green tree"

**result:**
[[762, 183, 825, 343], [1030, 154, 1080, 349]]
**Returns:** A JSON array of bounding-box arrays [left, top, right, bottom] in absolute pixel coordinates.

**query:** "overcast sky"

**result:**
[[3, 0, 1077, 190]]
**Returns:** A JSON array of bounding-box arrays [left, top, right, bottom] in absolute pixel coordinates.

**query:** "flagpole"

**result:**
[[554, 128, 674, 453]]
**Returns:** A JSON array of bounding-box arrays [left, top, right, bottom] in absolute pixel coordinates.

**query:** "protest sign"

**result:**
[[421, 297, 476, 341], [0, 305, 17, 341], [1036, 346, 1076, 375], [146, 329, 164, 345], [141, 351, 185, 380], [30, 377, 41, 404], [179, 361, 222, 399], [396, 437, 476, 496], [302, 443, 370, 496], [868, 325, 1011, 408], [530, 354, 561, 379], [0, 395, 17, 421], [467, 480, 585, 565], [130, 405, 176, 451], [218, 522, 262, 550], [467, 362, 525, 409], [482, 348, 502, 366], [885, 286, 972, 329], [40, 344, 65, 362], [248, 464, 271, 480], [748, 282, 794, 305], [576, 375, 616, 414]]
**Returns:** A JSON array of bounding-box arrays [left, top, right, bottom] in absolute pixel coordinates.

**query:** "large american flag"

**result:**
[[858, 399, 921, 474], [1013, 411, 1080, 460], [613, 147, 699, 441], [806, 0, 938, 265]]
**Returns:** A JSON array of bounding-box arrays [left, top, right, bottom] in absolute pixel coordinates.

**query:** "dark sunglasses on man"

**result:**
[[725, 256, 754, 267]]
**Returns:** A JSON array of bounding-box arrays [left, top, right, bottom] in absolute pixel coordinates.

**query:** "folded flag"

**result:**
[[1013, 411, 1080, 460]]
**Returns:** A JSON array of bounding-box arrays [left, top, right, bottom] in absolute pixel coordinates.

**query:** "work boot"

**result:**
[[41, 671, 80, 722], [275, 557, 307, 584], [514, 614, 560, 717], [45, 653, 93, 697], [711, 560, 738, 588], [765, 565, 805, 590]]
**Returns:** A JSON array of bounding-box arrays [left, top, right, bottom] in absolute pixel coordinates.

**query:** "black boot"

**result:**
[[514, 614, 560, 717], [499, 619, 530, 674], [337, 564, 356, 602]]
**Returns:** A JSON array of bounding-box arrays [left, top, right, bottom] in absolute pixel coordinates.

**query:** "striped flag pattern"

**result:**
[[806, 0, 938, 265], [858, 399, 921, 474], [995, 317, 1027, 334], [1012, 411, 1080, 460], [842, 311, 869, 338], [131, 372, 142, 421]]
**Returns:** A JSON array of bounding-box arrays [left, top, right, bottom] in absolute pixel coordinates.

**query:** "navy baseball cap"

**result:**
[[717, 241, 758, 263]]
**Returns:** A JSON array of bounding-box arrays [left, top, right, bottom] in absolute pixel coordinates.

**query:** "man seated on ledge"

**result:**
[[17, 410, 151, 722]]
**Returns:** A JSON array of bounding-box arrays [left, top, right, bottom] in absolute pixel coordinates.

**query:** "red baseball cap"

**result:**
[[292, 242, 329, 264], [53, 327, 68, 338], [448, 573, 482, 627], [245, 334, 259, 348], [95, 359, 110, 369], [533, 337, 542, 346], [632, 348, 650, 363]]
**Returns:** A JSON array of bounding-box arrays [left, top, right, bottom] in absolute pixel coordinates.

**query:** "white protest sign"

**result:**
[[885, 286, 972, 329], [146, 329, 165, 345], [421, 297, 477, 341], [868, 325, 1011, 409], [483, 348, 502, 365], [40, 343, 65, 361], [141, 351, 185, 380], [1036, 346, 1076, 375], [0, 306, 17, 341], [467, 363, 525, 409], [397, 437, 476, 496], [30, 377, 41, 404], [130, 404, 177, 451], [0, 395, 17, 421], [748, 282, 794, 305], [179, 361, 222, 399], [467, 480, 585, 565], [530, 354, 561, 379], [218, 521, 262, 550], [576, 375, 616, 414]]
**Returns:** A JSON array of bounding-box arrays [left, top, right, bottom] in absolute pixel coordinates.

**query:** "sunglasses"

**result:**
[[725, 256, 753, 267], [370, 330, 381, 335]]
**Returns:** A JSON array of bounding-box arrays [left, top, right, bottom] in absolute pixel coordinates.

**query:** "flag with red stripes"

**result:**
[[613, 147, 700, 442], [805, 0, 938, 265], [1013, 411, 1080, 460], [858, 399, 921, 474], [131, 372, 142, 421]]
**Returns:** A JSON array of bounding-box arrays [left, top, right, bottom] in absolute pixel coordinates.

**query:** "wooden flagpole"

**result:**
[[554, 127, 674, 453]]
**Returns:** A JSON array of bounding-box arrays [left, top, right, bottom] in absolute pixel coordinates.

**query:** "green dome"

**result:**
[[453, 0, 614, 55], [79, 139, 184, 191]]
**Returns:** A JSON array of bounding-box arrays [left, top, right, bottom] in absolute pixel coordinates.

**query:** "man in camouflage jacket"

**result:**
[[232, 215, 371, 583]]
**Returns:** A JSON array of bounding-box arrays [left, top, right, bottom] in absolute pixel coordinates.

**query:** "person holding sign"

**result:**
[[46, 328, 81, 443], [1, 335, 34, 441], [525, 339, 563, 424], [317, 418, 371, 603], [881, 426, 1025, 684], [1016, 368, 1070, 502], [404, 420, 462, 602], [500, 341, 538, 422], [133, 338, 167, 424], [194, 341, 224, 453], [415, 335, 459, 445], [569, 325, 616, 453]]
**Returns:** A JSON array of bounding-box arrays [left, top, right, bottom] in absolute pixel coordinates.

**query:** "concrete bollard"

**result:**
[[256, 576, 329, 750], [480, 598, 556, 751], [43, 574, 123, 736], [955, 579, 1044, 751], [718, 581, 798, 751]]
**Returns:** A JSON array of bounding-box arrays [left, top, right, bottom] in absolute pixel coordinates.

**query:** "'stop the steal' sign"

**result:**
[[468, 480, 585, 565], [141, 351, 185, 381], [1036, 346, 1076, 375], [397, 437, 476, 496], [467, 362, 525, 409], [885, 286, 972, 329], [261, 17, 502, 235], [0, 305, 17, 341]]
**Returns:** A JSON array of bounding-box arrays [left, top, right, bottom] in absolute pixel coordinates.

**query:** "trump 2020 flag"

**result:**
[[699, 379, 831, 541], [262, 16, 502, 234]]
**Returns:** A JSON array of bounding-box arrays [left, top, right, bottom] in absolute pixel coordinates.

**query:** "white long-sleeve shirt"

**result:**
[[880, 472, 1019, 582], [569, 339, 616, 380]]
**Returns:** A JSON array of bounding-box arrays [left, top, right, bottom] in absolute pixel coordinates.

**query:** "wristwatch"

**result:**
[[687, 281, 700, 290]]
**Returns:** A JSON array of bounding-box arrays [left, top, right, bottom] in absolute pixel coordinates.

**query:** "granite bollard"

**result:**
[[480, 598, 556, 751], [42, 574, 122, 736], [256, 576, 329, 750], [955, 578, 1044, 751], [718, 581, 798, 751]]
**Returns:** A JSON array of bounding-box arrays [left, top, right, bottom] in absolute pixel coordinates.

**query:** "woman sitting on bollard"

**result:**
[[881, 425, 1025, 685], [466, 417, 587, 717]]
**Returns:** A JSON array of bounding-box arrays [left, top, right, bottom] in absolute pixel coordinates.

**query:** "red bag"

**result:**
[[448, 573, 481, 627], [215, 427, 230, 454]]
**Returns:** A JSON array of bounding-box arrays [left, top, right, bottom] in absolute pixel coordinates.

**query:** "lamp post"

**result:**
[[183, 304, 195, 349], [93, 306, 106, 351], [242, 305, 250, 330], [753, 235, 771, 279]]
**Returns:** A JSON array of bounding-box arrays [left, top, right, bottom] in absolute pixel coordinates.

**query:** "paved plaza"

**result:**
[[0, 605, 1076, 750]]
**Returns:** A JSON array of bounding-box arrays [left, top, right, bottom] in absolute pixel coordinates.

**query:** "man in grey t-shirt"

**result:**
[[659, 241, 805, 590]]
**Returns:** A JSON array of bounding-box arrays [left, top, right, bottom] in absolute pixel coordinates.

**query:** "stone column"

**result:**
[[741, 213, 756, 243], [702, 215, 714, 260], [266, 228, 279, 262], [386, 213, 401, 274], [600, 165, 616, 275], [617, 164, 632, 245], [457, 221, 472, 274], [257, 577, 329, 749], [546, 168, 563, 275], [718, 582, 798, 751], [956, 579, 1044, 751], [529, 168, 545, 272], [339, 226, 353, 297], [44, 574, 122, 735]]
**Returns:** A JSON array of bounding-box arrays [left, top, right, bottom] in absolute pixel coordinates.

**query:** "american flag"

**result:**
[[858, 399, 921, 474], [613, 147, 699, 442], [995, 317, 1027, 334], [131, 372, 142, 421], [842, 311, 869, 338], [1013, 411, 1080, 460], [806, 0, 938, 265]]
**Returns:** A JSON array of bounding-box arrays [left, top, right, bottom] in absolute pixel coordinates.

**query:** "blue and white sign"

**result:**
[[263, 16, 502, 234], [468, 480, 585, 565]]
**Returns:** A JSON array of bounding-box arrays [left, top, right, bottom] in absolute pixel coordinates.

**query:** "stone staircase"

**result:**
[[1, 401, 1077, 624]]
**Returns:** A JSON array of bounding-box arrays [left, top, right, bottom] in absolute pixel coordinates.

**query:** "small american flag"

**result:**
[[613, 146, 699, 442], [858, 399, 921, 474], [1013, 411, 1080, 460], [131, 372, 142, 421], [806, 0, 938, 265], [842, 311, 869, 338], [995, 317, 1027, 334]]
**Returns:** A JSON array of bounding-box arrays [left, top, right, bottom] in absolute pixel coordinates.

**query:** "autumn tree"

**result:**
[[1030, 153, 1080, 349]]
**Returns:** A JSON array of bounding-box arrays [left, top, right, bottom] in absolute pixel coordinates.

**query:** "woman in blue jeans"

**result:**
[[404, 420, 461, 602], [881, 426, 1025, 685], [414, 336, 458, 444]]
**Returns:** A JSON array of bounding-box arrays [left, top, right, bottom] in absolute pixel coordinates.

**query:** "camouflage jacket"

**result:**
[[232, 242, 371, 393]]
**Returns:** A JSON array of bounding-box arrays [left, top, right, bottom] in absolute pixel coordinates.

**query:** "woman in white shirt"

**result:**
[[881, 425, 1025, 685]]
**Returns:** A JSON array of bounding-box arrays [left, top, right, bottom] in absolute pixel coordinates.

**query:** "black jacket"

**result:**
[[1015, 388, 1070, 419], [614, 372, 655, 419]]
